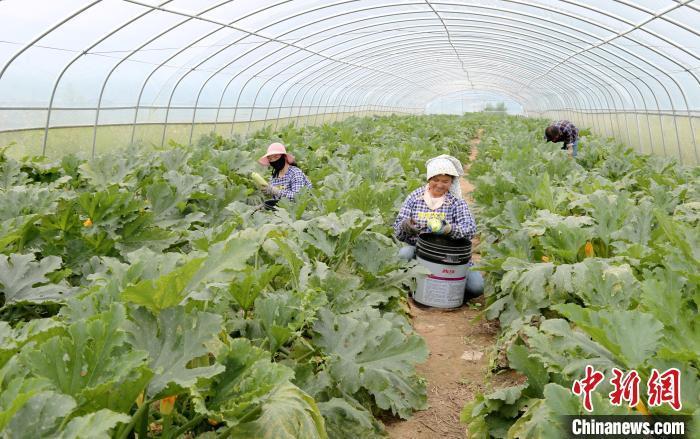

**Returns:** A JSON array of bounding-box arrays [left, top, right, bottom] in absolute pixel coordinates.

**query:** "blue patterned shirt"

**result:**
[[393, 187, 477, 245], [269, 166, 312, 200], [547, 120, 579, 145]]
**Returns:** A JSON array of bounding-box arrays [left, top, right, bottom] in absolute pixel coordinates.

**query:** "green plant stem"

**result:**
[[136, 402, 149, 439], [167, 414, 205, 439], [116, 399, 153, 439], [162, 414, 173, 438]]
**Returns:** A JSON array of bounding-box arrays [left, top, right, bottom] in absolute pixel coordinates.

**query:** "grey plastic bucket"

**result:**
[[413, 234, 472, 308]]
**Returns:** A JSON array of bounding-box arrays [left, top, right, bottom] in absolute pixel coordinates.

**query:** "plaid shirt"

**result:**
[[547, 120, 579, 145], [393, 186, 477, 245], [269, 166, 312, 200]]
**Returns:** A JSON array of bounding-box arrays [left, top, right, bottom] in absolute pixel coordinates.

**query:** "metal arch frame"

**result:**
[[238, 3, 605, 131], [315, 34, 622, 137], [0, 0, 104, 81], [0, 1, 697, 162], [230, 9, 610, 137], [321, 43, 575, 125], [374, 77, 545, 117], [343, 64, 579, 132], [127, 1, 296, 146], [323, 0, 696, 159], [439, 1, 697, 158], [342, 63, 579, 131], [482, 0, 699, 161], [35, 0, 177, 155], [5, 0, 676, 148], [336, 42, 620, 139], [92, 0, 239, 156], [316, 53, 575, 131], [232, 4, 665, 149], [267, 15, 641, 142], [174, 1, 556, 137], [192, 6, 447, 142], [151, 2, 438, 147], [423, 0, 474, 88], [511, 0, 694, 158], [425, 2, 695, 158]]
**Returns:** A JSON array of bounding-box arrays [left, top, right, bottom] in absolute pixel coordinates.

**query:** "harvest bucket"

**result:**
[[263, 199, 279, 211], [413, 234, 472, 308]]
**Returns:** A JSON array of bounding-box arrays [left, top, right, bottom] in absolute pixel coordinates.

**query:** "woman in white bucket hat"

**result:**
[[393, 154, 484, 299], [256, 142, 312, 201]]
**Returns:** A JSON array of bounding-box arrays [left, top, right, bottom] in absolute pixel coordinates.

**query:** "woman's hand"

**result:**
[[433, 220, 452, 235], [264, 185, 281, 196], [401, 218, 420, 236]]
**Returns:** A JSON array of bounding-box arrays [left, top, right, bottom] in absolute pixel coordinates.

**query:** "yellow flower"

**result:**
[[541, 256, 550, 262], [135, 391, 145, 408], [83, 218, 93, 227], [159, 395, 177, 415]]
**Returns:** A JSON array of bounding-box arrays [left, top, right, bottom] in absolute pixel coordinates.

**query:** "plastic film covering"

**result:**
[[0, 0, 698, 163]]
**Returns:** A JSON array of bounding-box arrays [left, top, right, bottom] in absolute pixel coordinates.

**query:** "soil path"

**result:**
[[385, 134, 498, 439]]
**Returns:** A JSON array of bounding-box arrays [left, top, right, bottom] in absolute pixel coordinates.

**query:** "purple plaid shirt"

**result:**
[[269, 166, 312, 200], [393, 187, 477, 245], [548, 120, 579, 145]]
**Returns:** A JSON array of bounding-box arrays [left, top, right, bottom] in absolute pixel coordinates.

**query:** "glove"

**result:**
[[401, 218, 420, 236], [434, 220, 452, 235], [264, 185, 281, 196]]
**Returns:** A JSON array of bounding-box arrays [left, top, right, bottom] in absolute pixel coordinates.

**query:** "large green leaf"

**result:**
[[227, 265, 282, 311], [500, 258, 554, 313], [0, 318, 64, 368], [125, 306, 224, 398], [192, 338, 293, 422], [639, 268, 700, 362], [230, 383, 328, 439], [522, 318, 616, 376], [0, 353, 51, 429], [0, 253, 75, 305], [317, 398, 385, 439], [553, 304, 664, 369], [58, 409, 130, 439], [192, 338, 327, 437], [4, 391, 76, 438], [22, 304, 152, 414], [313, 308, 428, 418], [351, 231, 399, 274], [187, 233, 260, 286], [551, 259, 637, 308], [120, 258, 205, 313], [539, 222, 589, 264], [507, 344, 549, 398]]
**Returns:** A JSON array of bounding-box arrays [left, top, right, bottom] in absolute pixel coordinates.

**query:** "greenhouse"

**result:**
[[0, 1, 698, 438]]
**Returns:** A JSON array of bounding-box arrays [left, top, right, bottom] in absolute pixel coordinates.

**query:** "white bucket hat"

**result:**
[[426, 154, 464, 199]]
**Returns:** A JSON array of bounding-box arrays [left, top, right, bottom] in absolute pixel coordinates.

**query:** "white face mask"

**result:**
[[423, 185, 445, 210]]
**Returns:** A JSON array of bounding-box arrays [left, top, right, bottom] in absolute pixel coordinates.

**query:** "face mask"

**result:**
[[270, 156, 286, 177]]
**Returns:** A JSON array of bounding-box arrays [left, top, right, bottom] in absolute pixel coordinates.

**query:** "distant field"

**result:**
[[2, 110, 698, 165], [0, 111, 396, 159]]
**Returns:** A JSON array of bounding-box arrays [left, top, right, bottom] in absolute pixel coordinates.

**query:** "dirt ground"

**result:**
[[385, 134, 510, 439]]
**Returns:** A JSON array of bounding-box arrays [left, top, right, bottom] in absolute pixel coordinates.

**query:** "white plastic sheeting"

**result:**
[[0, 0, 698, 162]]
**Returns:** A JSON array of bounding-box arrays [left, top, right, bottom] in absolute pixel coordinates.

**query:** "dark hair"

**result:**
[[270, 154, 300, 178], [545, 126, 560, 142]]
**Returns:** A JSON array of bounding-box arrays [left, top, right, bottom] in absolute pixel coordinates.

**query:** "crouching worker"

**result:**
[[393, 154, 484, 298], [256, 142, 312, 201]]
